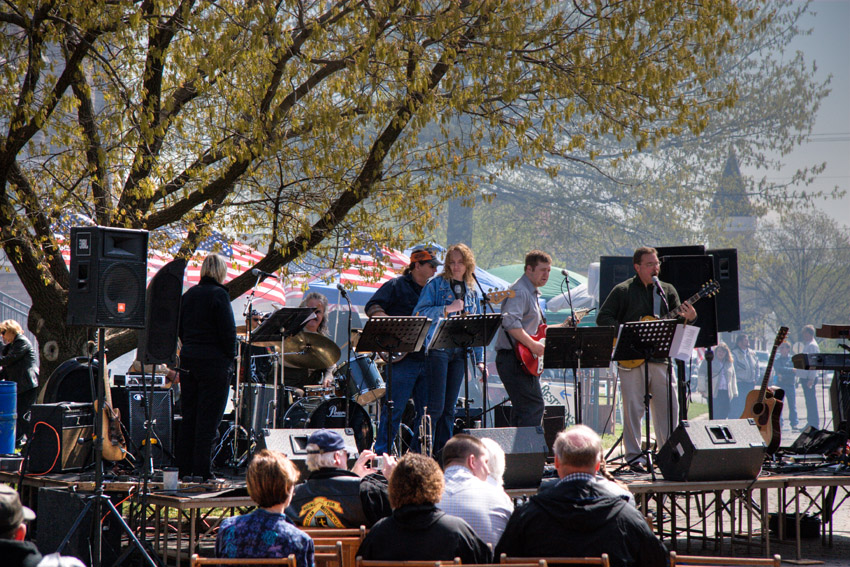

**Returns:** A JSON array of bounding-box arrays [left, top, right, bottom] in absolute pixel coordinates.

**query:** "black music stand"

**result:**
[[250, 307, 315, 343], [612, 319, 679, 480], [428, 314, 502, 429], [545, 326, 617, 426], [357, 316, 431, 453]]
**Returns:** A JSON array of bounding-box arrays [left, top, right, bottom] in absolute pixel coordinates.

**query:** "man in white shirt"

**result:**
[[799, 325, 821, 429], [436, 434, 514, 548]]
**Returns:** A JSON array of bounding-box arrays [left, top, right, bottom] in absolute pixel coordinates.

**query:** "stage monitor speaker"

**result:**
[[493, 405, 566, 456], [27, 403, 94, 473], [657, 419, 765, 482], [658, 254, 718, 348], [138, 258, 185, 365], [36, 487, 122, 565], [462, 426, 548, 488], [256, 428, 358, 478], [706, 248, 741, 333], [655, 245, 706, 258], [598, 256, 634, 307], [111, 387, 174, 467], [67, 226, 149, 328]]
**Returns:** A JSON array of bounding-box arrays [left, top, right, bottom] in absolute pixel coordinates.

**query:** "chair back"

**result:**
[[314, 536, 365, 567], [669, 553, 781, 567], [190, 553, 297, 567], [355, 559, 461, 567], [315, 541, 345, 567], [303, 526, 367, 540], [501, 555, 609, 567]]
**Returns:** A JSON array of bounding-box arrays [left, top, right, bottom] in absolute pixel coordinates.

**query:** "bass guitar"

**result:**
[[514, 308, 594, 377], [618, 280, 720, 369], [740, 326, 788, 454]]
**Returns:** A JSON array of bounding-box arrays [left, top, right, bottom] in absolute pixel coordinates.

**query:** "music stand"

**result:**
[[545, 326, 617, 426], [357, 316, 431, 453], [428, 314, 502, 429], [611, 319, 679, 480]]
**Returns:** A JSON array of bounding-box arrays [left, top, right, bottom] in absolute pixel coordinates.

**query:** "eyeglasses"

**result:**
[[642, 262, 661, 267]]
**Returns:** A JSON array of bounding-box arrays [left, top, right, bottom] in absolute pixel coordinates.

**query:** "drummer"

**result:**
[[284, 292, 337, 395]]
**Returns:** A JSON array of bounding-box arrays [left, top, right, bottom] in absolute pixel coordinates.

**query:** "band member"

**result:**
[[493, 250, 552, 427], [177, 253, 237, 481], [364, 245, 441, 454], [596, 246, 696, 472], [283, 292, 336, 393], [413, 244, 486, 456]]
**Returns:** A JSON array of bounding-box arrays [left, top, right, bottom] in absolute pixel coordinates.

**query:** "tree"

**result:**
[[1, 0, 757, 381]]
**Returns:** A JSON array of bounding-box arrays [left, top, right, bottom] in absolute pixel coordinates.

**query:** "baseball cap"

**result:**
[[409, 245, 442, 267], [306, 429, 357, 454], [0, 484, 35, 534]]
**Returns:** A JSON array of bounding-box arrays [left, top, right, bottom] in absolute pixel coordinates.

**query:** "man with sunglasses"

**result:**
[[597, 247, 696, 473]]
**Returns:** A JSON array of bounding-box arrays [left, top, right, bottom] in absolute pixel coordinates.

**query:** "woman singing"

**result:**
[[413, 244, 485, 456]]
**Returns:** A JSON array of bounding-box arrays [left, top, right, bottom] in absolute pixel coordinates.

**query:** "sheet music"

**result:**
[[425, 317, 449, 354], [670, 324, 700, 362]]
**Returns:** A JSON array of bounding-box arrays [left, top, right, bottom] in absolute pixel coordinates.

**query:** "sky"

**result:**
[[750, 1, 850, 228]]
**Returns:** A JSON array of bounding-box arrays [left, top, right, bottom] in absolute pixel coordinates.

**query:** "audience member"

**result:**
[[216, 450, 314, 567], [494, 425, 666, 567], [0, 320, 39, 448], [287, 429, 395, 528], [799, 325, 821, 429], [436, 434, 513, 547], [356, 453, 491, 563], [480, 437, 506, 488]]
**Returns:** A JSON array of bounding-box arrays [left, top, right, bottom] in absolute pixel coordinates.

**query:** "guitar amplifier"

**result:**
[[27, 403, 94, 473]]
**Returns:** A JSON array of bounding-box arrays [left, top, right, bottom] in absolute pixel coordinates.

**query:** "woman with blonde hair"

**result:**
[[413, 244, 485, 455], [698, 342, 737, 419], [0, 320, 39, 447]]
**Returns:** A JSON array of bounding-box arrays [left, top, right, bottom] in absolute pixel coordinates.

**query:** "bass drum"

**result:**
[[282, 397, 373, 452]]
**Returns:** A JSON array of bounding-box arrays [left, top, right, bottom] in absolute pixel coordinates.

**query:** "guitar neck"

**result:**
[[758, 327, 789, 404]]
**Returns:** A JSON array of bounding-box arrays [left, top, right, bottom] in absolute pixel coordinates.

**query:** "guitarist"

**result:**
[[493, 250, 552, 427], [596, 247, 696, 473]]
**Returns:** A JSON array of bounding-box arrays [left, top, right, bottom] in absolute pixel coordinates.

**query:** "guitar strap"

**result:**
[[653, 290, 661, 318]]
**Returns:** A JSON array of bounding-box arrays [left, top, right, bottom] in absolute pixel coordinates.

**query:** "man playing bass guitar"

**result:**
[[596, 247, 696, 473]]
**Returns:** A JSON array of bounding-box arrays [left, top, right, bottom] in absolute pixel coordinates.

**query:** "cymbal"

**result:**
[[283, 332, 341, 369]]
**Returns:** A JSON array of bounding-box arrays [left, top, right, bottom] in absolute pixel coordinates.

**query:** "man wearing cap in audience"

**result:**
[[286, 429, 396, 528], [364, 245, 441, 454]]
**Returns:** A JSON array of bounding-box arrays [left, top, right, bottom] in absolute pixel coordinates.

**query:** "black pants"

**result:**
[[495, 349, 544, 427], [176, 357, 232, 480], [16, 387, 38, 443]]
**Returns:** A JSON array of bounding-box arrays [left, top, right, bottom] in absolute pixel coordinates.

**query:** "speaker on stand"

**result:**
[[461, 426, 548, 488], [706, 248, 741, 334], [598, 256, 634, 305]]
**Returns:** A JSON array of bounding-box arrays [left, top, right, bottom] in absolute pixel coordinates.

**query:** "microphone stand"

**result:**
[[472, 273, 494, 427], [337, 284, 354, 432], [653, 279, 675, 441], [560, 271, 582, 425]]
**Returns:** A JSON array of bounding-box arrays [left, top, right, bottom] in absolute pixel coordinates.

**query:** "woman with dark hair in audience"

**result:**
[[356, 453, 491, 563], [216, 449, 314, 566]]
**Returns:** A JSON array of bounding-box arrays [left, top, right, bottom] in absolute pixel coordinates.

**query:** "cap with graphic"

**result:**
[[409, 244, 442, 267]]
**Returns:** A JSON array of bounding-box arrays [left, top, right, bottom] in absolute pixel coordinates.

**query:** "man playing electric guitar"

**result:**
[[596, 247, 696, 473], [493, 250, 552, 427]]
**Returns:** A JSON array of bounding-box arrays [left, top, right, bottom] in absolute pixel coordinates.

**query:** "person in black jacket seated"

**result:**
[[356, 453, 491, 564], [0, 320, 39, 448], [287, 429, 395, 528], [176, 253, 237, 482], [494, 425, 666, 567]]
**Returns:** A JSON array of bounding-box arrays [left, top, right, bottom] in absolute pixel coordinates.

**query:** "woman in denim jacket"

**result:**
[[413, 243, 486, 456]]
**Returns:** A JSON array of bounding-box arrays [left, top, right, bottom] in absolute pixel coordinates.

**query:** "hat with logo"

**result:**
[[306, 429, 357, 454], [409, 244, 442, 267], [0, 484, 35, 534]]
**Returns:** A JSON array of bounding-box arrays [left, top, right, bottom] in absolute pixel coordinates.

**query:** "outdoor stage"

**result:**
[[3, 463, 849, 566]]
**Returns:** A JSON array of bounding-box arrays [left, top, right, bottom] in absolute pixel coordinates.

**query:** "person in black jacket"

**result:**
[[494, 425, 666, 567], [0, 320, 39, 448], [176, 254, 237, 481], [356, 453, 491, 564]]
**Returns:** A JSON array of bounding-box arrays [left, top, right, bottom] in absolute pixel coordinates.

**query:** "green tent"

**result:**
[[486, 264, 587, 300]]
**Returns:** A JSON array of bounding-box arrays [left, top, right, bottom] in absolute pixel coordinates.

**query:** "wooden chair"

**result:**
[[190, 553, 297, 567], [314, 537, 365, 567], [355, 559, 461, 567], [315, 541, 345, 567], [502, 554, 608, 567], [466, 562, 547, 567], [303, 526, 367, 541], [669, 553, 782, 567]]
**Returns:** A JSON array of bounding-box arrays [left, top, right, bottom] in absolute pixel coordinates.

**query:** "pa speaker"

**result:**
[[655, 245, 706, 258], [27, 403, 94, 473], [111, 387, 174, 467], [493, 405, 566, 456], [462, 426, 548, 488], [138, 259, 185, 365], [598, 256, 634, 308], [657, 419, 765, 482], [658, 254, 718, 348], [256, 428, 357, 479], [706, 248, 740, 333], [67, 226, 149, 328]]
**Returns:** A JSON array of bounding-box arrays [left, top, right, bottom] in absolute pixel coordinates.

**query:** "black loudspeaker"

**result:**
[[706, 248, 740, 333], [462, 427, 548, 488], [36, 487, 122, 565], [830, 371, 850, 436], [27, 403, 94, 473], [658, 255, 718, 348], [40, 357, 98, 403], [657, 419, 765, 482], [111, 387, 174, 467], [256, 428, 358, 479], [655, 245, 706, 258], [67, 226, 149, 328], [493, 405, 566, 456], [138, 259, 185, 365], [598, 256, 634, 307]]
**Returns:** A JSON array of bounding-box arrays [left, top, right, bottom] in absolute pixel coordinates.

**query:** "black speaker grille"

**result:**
[[112, 387, 173, 466], [97, 261, 146, 327]]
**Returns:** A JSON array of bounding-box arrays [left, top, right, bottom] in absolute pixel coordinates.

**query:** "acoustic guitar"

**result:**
[[514, 308, 593, 377], [740, 326, 788, 454]]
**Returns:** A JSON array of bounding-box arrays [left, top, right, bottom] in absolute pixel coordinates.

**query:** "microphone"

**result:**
[[651, 275, 666, 298], [561, 268, 569, 278], [453, 283, 463, 298], [251, 268, 276, 279], [336, 283, 349, 298]]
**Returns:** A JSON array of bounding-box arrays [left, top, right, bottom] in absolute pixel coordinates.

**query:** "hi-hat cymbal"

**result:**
[[283, 332, 341, 369]]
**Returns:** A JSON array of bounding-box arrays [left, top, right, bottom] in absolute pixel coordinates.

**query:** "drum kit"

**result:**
[[217, 316, 385, 466]]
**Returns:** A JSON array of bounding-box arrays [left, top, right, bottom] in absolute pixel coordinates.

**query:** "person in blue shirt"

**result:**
[[216, 449, 314, 567], [413, 243, 486, 456]]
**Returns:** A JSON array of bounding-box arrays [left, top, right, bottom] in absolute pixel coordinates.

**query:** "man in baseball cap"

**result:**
[[408, 245, 443, 268], [0, 483, 40, 567]]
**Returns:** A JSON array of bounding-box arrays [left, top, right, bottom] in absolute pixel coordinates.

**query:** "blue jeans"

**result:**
[[374, 355, 427, 454], [802, 379, 819, 429], [426, 347, 468, 455]]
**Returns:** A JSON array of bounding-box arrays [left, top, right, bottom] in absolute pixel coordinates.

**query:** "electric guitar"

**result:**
[[740, 326, 788, 454], [95, 351, 128, 462], [618, 280, 720, 369], [514, 308, 594, 376]]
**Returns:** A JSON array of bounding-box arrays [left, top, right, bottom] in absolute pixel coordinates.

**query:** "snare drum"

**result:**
[[282, 397, 374, 452], [336, 354, 385, 405], [238, 383, 276, 433]]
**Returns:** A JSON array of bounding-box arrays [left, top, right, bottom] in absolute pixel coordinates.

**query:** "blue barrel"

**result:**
[[0, 381, 17, 454]]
